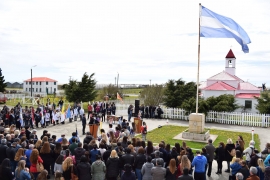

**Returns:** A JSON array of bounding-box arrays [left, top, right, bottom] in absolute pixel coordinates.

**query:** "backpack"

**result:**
[[248, 147, 255, 157], [143, 126, 147, 134], [228, 149, 236, 157]]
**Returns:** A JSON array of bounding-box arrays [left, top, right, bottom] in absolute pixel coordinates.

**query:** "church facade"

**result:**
[[200, 49, 260, 113]]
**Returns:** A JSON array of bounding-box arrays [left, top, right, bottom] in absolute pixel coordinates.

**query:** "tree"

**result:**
[[163, 79, 197, 108], [0, 68, 7, 92], [181, 94, 239, 115], [139, 84, 164, 106], [209, 94, 239, 112], [64, 72, 97, 102], [99, 84, 122, 100], [256, 91, 270, 114]]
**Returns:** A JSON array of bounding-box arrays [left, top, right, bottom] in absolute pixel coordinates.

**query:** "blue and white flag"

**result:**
[[200, 6, 251, 53]]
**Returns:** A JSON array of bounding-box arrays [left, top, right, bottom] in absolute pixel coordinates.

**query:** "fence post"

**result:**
[[241, 113, 244, 126], [261, 114, 265, 127]]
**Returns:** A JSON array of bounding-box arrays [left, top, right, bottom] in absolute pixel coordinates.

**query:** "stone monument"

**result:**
[[182, 113, 210, 141]]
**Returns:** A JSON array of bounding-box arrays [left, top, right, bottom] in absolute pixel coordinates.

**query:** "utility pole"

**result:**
[[117, 73, 119, 88], [150, 79, 151, 86]]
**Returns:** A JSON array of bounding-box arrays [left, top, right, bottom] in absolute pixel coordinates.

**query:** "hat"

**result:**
[[61, 134, 65, 137], [32, 129, 37, 132]]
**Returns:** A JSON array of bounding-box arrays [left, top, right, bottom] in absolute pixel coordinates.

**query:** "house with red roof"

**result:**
[[200, 49, 260, 113], [23, 77, 58, 94]]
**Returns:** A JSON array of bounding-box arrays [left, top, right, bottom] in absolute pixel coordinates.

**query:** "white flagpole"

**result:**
[[196, 3, 202, 114]]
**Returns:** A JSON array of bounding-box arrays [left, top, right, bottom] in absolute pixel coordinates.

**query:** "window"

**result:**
[[26, 82, 28, 85], [54, 82, 56, 85], [40, 82, 42, 85], [36, 82, 38, 85], [36, 88, 38, 92], [54, 88, 56, 92], [245, 100, 252, 109], [46, 81, 48, 85], [26, 88, 27, 91], [40, 88, 42, 92], [29, 88, 31, 92]]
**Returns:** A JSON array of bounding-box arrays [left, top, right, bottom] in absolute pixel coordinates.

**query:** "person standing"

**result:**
[[58, 98, 64, 111], [215, 142, 226, 175], [140, 122, 147, 141], [81, 114, 86, 135], [151, 159, 166, 180], [192, 151, 207, 180], [87, 104, 93, 120], [156, 106, 163, 119], [128, 105, 133, 122], [205, 139, 215, 177]]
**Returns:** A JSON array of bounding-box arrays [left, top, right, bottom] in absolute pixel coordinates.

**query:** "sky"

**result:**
[[0, 0, 270, 86]]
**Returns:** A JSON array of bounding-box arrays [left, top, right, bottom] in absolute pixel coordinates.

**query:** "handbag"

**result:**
[[71, 165, 78, 180], [36, 161, 44, 172]]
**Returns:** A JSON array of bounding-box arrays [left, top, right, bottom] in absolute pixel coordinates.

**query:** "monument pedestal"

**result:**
[[188, 113, 205, 133], [181, 113, 211, 141]]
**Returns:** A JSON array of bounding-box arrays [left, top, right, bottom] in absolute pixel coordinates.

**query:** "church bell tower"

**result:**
[[225, 49, 236, 76]]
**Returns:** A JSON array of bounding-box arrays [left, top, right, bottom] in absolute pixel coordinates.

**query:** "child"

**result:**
[[45, 110, 50, 127]]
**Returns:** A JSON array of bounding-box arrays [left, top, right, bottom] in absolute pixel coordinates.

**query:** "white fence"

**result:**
[[116, 104, 270, 127]]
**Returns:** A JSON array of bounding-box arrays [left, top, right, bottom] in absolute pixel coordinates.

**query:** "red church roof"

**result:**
[[203, 81, 236, 90], [235, 93, 260, 99], [24, 77, 57, 82], [225, 49, 236, 59]]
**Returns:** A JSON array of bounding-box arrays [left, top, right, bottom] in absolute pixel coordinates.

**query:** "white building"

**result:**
[[23, 77, 58, 94], [200, 49, 261, 113]]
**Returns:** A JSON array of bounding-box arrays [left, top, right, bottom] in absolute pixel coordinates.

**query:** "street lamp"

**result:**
[[117, 72, 119, 88], [31, 65, 37, 100]]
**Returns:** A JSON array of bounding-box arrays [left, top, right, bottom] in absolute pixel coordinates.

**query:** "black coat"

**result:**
[[74, 147, 86, 163], [0, 144, 8, 163], [77, 162, 91, 180], [238, 166, 249, 180], [102, 150, 111, 164], [0, 167, 13, 180], [6, 146, 16, 161], [225, 144, 235, 161], [40, 151, 54, 166], [120, 153, 135, 169], [165, 168, 177, 180], [215, 146, 225, 161], [106, 157, 120, 178], [134, 154, 146, 169]]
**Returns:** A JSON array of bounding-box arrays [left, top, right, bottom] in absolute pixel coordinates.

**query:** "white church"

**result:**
[[200, 49, 261, 113]]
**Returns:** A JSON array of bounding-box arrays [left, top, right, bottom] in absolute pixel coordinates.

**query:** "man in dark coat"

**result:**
[[120, 148, 135, 170], [74, 142, 86, 164], [205, 139, 216, 177], [178, 168, 194, 180], [81, 114, 86, 135], [0, 139, 8, 163]]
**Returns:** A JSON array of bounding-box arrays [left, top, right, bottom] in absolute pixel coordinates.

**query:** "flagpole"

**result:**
[[196, 3, 202, 114]]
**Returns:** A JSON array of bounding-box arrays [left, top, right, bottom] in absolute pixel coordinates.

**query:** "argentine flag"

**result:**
[[200, 6, 251, 53]]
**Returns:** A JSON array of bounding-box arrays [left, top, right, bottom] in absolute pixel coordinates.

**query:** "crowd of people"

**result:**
[[0, 103, 270, 180]]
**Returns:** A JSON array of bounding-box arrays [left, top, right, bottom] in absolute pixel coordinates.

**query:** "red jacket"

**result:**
[[30, 156, 43, 173]]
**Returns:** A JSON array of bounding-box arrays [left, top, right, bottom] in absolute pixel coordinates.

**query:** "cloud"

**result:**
[[0, 0, 270, 87]]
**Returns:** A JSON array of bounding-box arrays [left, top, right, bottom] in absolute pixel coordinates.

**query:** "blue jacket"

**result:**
[[264, 154, 270, 167], [90, 149, 101, 163], [191, 155, 207, 173], [25, 149, 32, 167], [15, 169, 31, 180], [230, 162, 242, 175]]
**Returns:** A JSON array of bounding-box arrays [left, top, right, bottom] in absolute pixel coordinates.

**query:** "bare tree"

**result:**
[[139, 84, 164, 106]]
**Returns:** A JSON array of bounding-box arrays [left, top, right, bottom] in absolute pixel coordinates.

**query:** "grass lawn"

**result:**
[[142, 125, 260, 151]]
